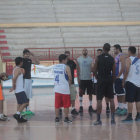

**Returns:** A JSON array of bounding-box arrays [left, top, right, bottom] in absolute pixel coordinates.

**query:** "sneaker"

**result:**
[[93, 120, 102, 125], [0, 114, 8, 121], [119, 109, 127, 116], [135, 114, 140, 122], [79, 106, 83, 113], [55, 117, 60, 123], [88, 106, 96, 113], [115, 107, 122, 115], [18, 117, 28, 123], [13, 114, 20, 121], [64, 117, 72, 124], [111, 119, 116, 125], [122, 115, 133, 123], [71, 109, 79, 116], [24, 111, 35, 116]]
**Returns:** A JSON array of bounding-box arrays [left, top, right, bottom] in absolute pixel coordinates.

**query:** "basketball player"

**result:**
[[114, 45, 127, 116], [65, 51, 79, 116], [77, 48, 95, 114], [22, 49, 40, 115], [94, 49, 110, 115], [93, 43, 116, 125], [122, 46, 140, 122], [54, 54, 72, 123], [0, 73, 9, 121], [10, 57, 29, 123]]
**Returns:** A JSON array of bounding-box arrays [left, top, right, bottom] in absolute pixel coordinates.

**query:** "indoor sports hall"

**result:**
[[0, 0, 140, 140]]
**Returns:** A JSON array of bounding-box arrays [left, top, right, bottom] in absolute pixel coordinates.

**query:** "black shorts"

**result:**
[[115, 78, 125, 95], [125, 81, 140, 102], [15, 91, 29, 105], [93, 83, 97, 95], [79, 80, 94, 95], [97, 79, 114, 100]]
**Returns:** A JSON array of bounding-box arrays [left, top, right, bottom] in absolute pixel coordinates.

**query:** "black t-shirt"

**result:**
[[22, 58, 32, 79], [67, 60, 76, 84], [97, 53, 114, 80]]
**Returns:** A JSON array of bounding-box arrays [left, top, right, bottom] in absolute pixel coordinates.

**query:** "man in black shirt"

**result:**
[[93, 43, 116, 125], [65, 51, 79, 116], [22, 49, 40, 115]]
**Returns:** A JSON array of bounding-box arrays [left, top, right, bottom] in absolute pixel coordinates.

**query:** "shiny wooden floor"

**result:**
[[1, 88, 140, 140]]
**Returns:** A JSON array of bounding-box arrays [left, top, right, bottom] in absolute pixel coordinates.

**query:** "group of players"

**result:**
[[54, 43, 140, 125], [0, 44, 139, 125], [0, 49, 39, 122]]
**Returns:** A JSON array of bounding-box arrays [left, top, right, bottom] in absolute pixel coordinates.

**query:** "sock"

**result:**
[[79, 97, 83, 107], [89, 100, 92, 106], [111, 113, 115, 120], [16, 111, 20, 115], [0, 114, 3, 117], [97, 114, 101, 121], [72, 107, 75, 110], [123, 104, 127, 109], [128, 113, 132, 118], [120, 103, 123, 109], [26, 106, 30, 111], [118, 103, 121, 108]]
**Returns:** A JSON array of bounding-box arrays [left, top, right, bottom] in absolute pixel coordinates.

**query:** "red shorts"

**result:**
[[55, 92, 71, 108]]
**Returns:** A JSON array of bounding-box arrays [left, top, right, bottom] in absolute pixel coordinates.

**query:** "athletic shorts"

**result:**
[[24, 79, 32, 99], [79, 80, 94, 95], [15, 91, 29, 105], [93, 83, 97, 95], [97, 79, 114, 100], [125, 81, 140, 102], [70, 84, 77, 101], [55, 92, 71, 108], [115, 78, 125, 96], [0, 85, 4, 101]]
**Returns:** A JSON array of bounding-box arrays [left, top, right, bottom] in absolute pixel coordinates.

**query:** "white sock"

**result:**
[[26, 106, 30, 111], [120, 103, 123, 109], [89, 100, 92, 106], [123, 104, 127, 109], [118, 103, 121, 108], [72, 107, 75, 110], [16, 111, 20, 115], [79, 97, 83, 107]]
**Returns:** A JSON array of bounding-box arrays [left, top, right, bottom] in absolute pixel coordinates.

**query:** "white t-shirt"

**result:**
[[126, 56, 140, 87], [54, 64, 70, 94]]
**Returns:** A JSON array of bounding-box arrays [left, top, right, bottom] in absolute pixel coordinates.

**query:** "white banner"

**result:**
[[31, 64, 55, 79]]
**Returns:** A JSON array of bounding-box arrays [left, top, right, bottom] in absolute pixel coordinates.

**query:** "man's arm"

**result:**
[[29, 52, 40, 65], [9, 68, 21, 92], [117, 55, 125, 78], [66, 66, 72, 85], [93, 56, 98, 79], [75, 59, 80, 85], [112, 61, 116, 82], [122, 58, 131, 87]]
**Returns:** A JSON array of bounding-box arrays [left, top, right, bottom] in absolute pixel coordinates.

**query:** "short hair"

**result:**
[[97, 49, 103, 52], [65, 51, 70, 54], [114, 44, 122, 52], [59, 54, 67, 62], [103, 43, 111, 52], [128, 46, 136, 54], [15, 57, 23, 66], [23, 49, 30, 55]]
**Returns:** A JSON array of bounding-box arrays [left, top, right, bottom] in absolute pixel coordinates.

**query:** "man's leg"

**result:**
[[109, 98, 116, 124], [79, 93, 83, 113], [135, 102, 140, 121], [105, 97, 110, 114], [94, 100, 102, 125], [122, 102, 133, 122], [71, 100, 78, 115]]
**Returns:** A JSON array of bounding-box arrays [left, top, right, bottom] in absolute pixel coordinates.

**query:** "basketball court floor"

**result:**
[[0, 87, 140, 140]]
